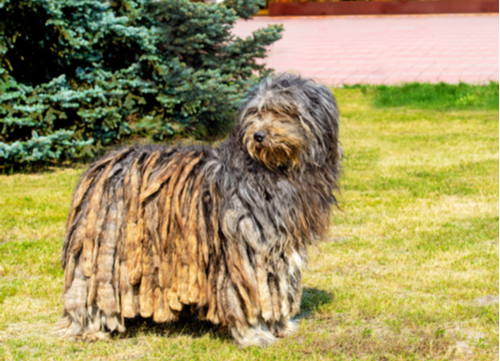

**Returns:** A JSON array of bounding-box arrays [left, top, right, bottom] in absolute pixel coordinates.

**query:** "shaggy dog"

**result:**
[[57, 73, 341, 347]]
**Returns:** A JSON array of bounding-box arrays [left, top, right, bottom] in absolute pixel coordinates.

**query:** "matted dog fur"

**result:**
[[57, 74, 341, 347]]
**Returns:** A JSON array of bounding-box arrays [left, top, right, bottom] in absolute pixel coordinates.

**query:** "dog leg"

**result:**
[[55, 261, 114, 341], [230, 320, 276, 347], [270, 317, 298, 338]]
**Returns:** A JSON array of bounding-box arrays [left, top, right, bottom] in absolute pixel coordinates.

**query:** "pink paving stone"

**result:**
[[233, 14, 499, 85]]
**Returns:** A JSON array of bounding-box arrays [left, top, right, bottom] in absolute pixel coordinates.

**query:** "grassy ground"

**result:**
[[0, 85, 498, 360], [352, 82, 499, 111]]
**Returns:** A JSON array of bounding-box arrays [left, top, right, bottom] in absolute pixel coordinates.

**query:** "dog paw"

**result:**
[[231, 324, 277, 347], [53, 315, 110, 341], [272, 319, 298, 338]]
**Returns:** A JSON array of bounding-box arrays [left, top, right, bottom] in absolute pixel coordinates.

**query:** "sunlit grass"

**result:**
[[347, 82, 499, 110], [0, 86, 497, 360]]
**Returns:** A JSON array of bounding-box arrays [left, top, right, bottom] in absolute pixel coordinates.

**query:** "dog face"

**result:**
[[241, 106, 308, 170], [238, 74, 339, 170]]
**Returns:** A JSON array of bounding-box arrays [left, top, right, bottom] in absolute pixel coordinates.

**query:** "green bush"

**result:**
[[0, 0, 282, 167]]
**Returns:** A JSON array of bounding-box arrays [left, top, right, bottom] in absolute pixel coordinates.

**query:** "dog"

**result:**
[[57, 73, 341, 347]]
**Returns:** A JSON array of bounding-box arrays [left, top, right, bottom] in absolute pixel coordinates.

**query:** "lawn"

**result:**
[[0, 84, 498, 360]]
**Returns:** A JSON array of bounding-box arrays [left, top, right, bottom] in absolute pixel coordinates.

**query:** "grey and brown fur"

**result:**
[[57, 74, 341, 347]]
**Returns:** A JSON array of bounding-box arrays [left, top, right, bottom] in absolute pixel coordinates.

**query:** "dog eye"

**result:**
[[245, 108, 258, 116], [277, 118, 295, 125]]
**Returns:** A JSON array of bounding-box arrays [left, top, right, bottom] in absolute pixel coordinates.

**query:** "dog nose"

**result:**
[[254, 131, 266, 143]]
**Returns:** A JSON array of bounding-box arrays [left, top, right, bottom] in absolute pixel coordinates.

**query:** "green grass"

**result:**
[[0, 84, 498, 360], [347, 82, 499, 110]]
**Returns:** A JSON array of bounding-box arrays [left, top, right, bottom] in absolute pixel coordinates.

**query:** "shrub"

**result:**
[[0, 0, 283, 167]]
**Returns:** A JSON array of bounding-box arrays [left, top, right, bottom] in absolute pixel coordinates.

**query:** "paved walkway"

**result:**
[[233, 14, 499, 85]]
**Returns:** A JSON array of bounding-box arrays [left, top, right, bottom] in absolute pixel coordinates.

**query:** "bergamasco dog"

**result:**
[[57, 73, 341, 347]]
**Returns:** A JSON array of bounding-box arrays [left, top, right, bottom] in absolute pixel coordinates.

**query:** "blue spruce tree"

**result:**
[[0, 0, 282, 167]]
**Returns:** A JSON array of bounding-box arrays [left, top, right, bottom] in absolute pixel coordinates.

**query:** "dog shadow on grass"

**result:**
[[296, 287, 334, 319], [119, 315, 232, 342], [118, 287, 333, 341]]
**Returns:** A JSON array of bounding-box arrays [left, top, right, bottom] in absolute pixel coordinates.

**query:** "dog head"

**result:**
[[237, 74, 339, 170]]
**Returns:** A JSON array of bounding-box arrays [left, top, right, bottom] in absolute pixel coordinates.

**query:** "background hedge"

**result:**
[[0, 0, 283, 167]]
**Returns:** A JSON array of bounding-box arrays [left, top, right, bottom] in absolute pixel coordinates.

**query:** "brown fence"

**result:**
[[267, 0, 499, 16]]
